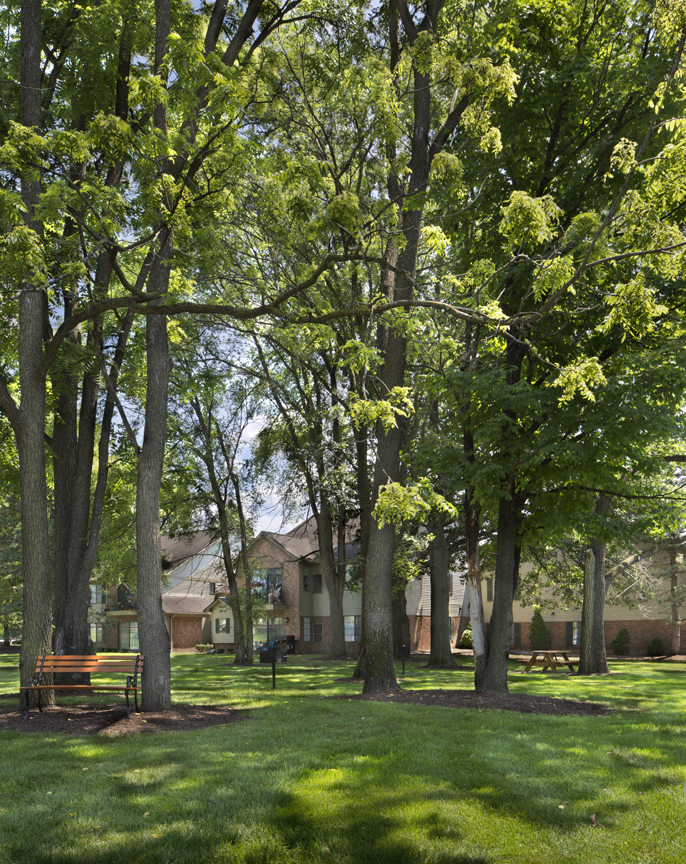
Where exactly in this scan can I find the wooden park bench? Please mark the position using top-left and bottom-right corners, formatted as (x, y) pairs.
(20, 654), (143, 720)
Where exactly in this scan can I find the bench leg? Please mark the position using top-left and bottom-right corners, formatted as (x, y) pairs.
(23, 690), (29, 720)
(38, 689), (43, 713)
(134, 689), (139, 714)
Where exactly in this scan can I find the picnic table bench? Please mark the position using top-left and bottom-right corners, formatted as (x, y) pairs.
(523, 651), (578, 673)
(20, 654), (143, 720)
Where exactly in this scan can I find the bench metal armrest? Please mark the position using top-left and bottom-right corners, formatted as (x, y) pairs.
(126, 654), (142, 689)
(27, 654), (48, 688)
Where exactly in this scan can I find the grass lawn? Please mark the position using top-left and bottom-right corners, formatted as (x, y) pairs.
(1, 652), (685, 863)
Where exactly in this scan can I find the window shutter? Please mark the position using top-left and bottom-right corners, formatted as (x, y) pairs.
(566, 621), (573, 647)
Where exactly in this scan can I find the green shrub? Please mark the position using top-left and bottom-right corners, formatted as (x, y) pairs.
(529, 609), (552, 650)
(459, 628), (473, 649)
(646, 636), (665, 656)
(610, 628), (631, 655)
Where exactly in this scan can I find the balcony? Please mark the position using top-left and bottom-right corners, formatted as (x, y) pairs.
(106, 601), (137, 612)
(253, 582), (285, 610)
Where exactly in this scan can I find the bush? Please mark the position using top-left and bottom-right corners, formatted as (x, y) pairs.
(459, 628), (473, 649)
(646, 637), (665, 656)
(529, 609), (552, 650)
(610, 628), (631, 655)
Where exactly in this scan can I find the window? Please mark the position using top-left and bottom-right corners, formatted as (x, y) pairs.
(313, 573), (323, 594)
(448, 574), (454, 597)
(486, 578), (493, 602)
(513, 622), (521, 648)
(344, 616), (362, 642)
(566, 621), (580, 647)
(118, 621), (139, 651)
(303, 566), (310, 591)
(90, 585), (106, 605)
(253, 568), (283, 603)
(215, 618), (230, 634)
(303, 616), (311, 641)
(313, 623), (323, 643)
(209, 582), (216, 595)
(253, 618), (284, 648)
(90, 623), (104, 644)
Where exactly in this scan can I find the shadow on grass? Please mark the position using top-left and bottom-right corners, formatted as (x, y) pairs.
(4, 660), (686, 863)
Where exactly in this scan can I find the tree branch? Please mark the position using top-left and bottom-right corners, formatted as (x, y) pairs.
(0, 373), (20, 433)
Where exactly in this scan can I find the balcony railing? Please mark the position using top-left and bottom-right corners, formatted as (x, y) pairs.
(254, 584), (283, 605)
(106, 601), (137, 611)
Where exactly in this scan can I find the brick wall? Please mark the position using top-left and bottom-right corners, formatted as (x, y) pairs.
(515, 618), (682, 655)
(240, 537), (301, 642)
(604, 618), (677, 655)
(300, 615), (329, 653)
(408, 615), (431, 652)
(104, 615), (136, 651)
(281, 559), (300, 641)
(171, 616), (206, 650)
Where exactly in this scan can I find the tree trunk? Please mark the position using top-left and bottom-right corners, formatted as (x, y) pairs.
(137, 0), (173, 711)
(428, 515), (456, 668)
(363, 515), (399, 693)
(195, 415), (247, 666)
(137, 287), (172, 710)
(52, 14), (134, 664)
(578, 548), (596, 673)
(54, 354), (100, 682)
(317, 503), (346, 657)
(362, 0), (439, 695)
(233, 478), (254, 665)
(465, 483), (487, 689)
(579, 493), (611, 674)
(392, 572), (411, 656)
(51, 359), (78, 643)
(352, 426), (371, 678)
(15, 0), (53, 698)
(671, 547), (680, 655)
(220, 539), (245, 666)
(482, 490), (519, 693)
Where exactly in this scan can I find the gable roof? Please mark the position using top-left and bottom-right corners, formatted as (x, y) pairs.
(161, 595), (213, 615)
(161, 532), (216, 569)
(257, 516), (360, 562)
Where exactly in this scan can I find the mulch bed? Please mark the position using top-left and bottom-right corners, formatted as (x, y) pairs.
(344, 689), (611, 717)
(0, 702), (246, 735)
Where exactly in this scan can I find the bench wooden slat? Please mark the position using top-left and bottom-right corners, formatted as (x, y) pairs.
(25, 685), (139, 690)
(34, 660), (143, 674)
(21, 653), (143, 720)
(36, 663), (140, 671)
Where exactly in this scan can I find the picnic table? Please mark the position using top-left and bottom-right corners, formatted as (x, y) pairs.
(523, 651), (578, 673)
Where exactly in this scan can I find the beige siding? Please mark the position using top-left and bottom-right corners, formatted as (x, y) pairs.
(342, 589), (362, 616)
(210, 604), (235, 643)
(405, 572), (467, 618)
(311, 574), (330, 616)
(405, 577), (423, 615)
(165, 556), (224, 599)
(300, 563), (314, 616)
